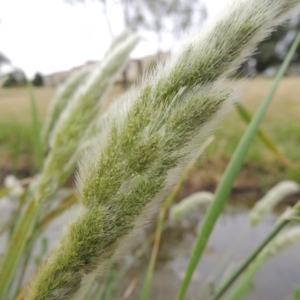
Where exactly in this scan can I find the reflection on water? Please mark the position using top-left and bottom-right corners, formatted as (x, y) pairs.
(1, 196), (299, 300)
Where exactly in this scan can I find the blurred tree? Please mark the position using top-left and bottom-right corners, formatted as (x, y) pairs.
(1, 21), (25, 83)
(121, 0), (207, 53)
(2, 74), (18, 87)
(32, 72), (44, 87)
(0, 52), (10, 65)
(254, 26), (287, 72)
(2, 70), (25, 87)
(0, 52), (12, 77)
(277, 16), (300, 68)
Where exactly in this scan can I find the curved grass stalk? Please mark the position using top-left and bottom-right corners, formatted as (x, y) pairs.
(177, 12), (300, 300)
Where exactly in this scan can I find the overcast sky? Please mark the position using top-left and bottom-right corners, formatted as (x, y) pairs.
(0, 0), (228, 78)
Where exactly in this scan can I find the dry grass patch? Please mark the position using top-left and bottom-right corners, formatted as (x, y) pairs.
(0, 77), (299, 189)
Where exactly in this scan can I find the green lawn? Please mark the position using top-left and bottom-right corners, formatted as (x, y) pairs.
(0, 77), (299, 191)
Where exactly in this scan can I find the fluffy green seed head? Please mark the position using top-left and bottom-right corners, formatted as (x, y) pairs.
(41, 69), (89, 147)
(27, 207), (109, 300)
(78, 86), (228, 208)
(163, 0), (300, 85)
(170, 191), (214, 221)
(249, 181), (300, 226)
(27, 1), (300, 299)
(109, 29), (131, 51)
(35, 34), (140, 201)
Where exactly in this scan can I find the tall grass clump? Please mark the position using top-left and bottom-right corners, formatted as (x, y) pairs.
(36, 34), (140, 202)
(22, 1), (300, 299)
(0, 32), (139, 299)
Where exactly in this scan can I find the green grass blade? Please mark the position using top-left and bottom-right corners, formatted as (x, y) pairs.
(235, 101), (295, 169)
(0, 200), (38, 298)
(177, 30), (300, 300)
(294, 286), (300, 300)
(27, 80), (43, 171)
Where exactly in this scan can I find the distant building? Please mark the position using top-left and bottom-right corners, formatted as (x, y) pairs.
(43, 53), (169, 87)
(43, 69), (75, 87)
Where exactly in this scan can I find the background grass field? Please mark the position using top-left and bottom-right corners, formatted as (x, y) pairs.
(0, 77), (299, 193)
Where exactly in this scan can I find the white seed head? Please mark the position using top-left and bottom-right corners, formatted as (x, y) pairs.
(170, 192), (214, 221)
(4, 175), (24, 199)
(262, 226), (300, 259)
(4, 175), (19, 189)
(249, 181), (300, 226)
